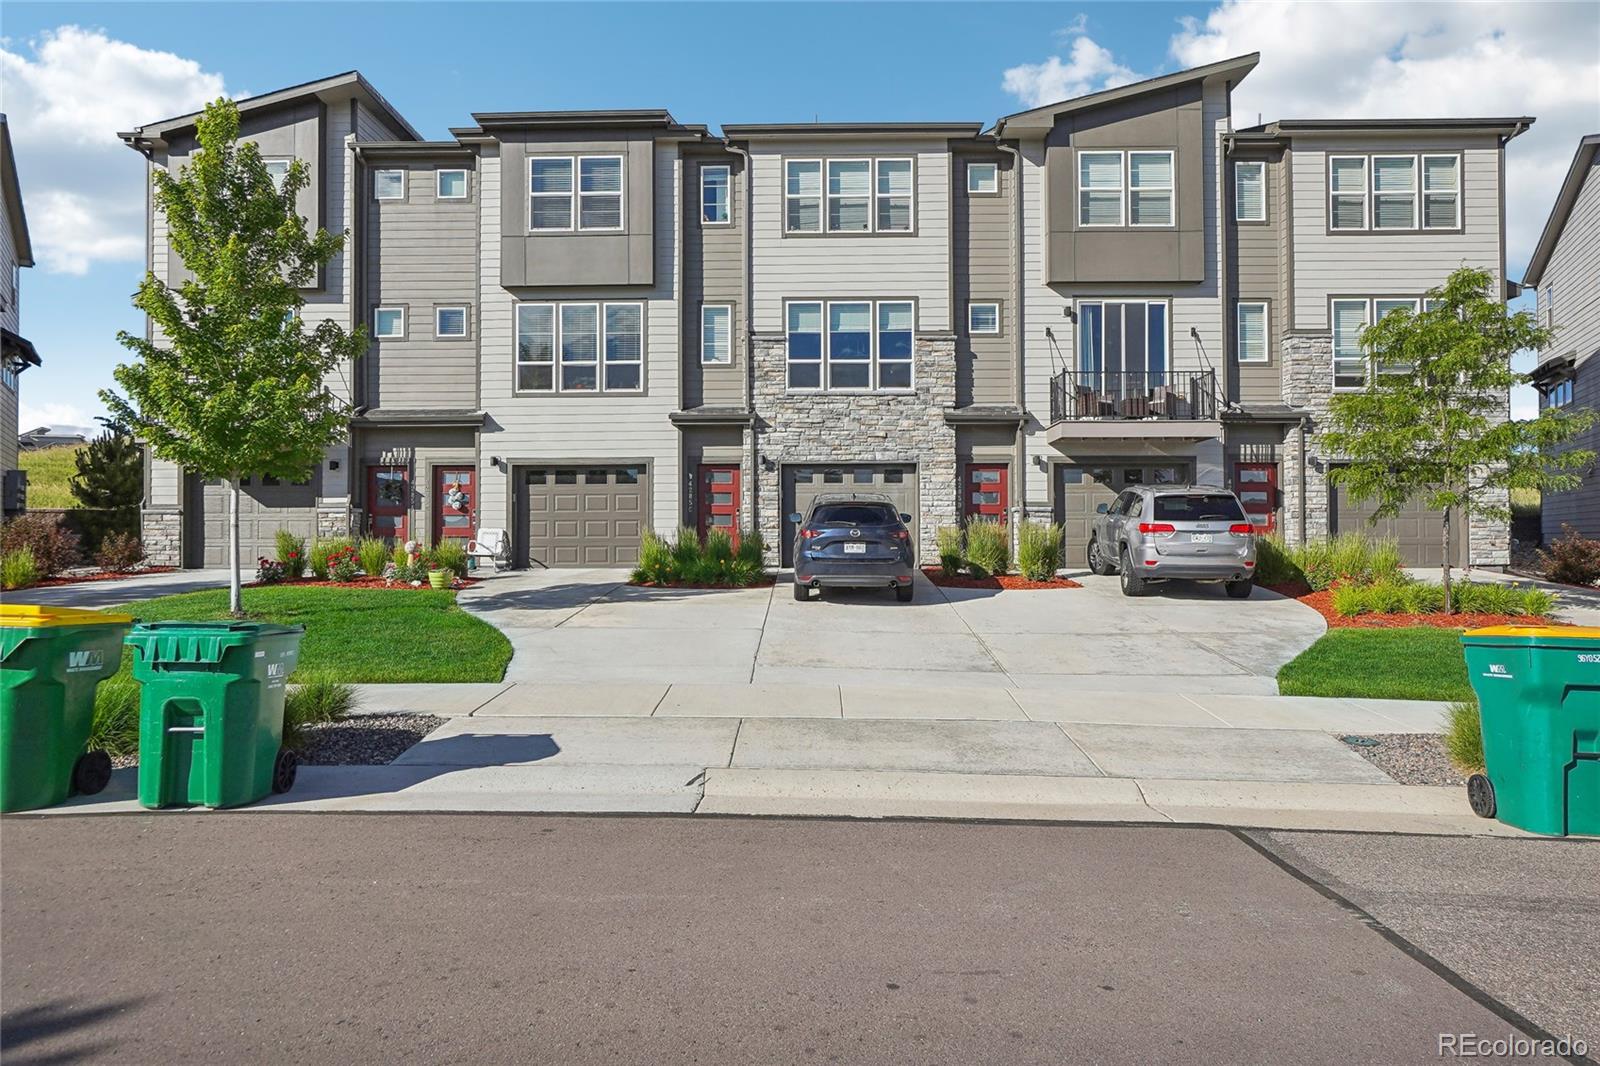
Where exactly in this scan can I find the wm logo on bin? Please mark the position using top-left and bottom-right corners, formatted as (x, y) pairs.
(66, 650), (104, 673)
(266, 662), (285, 679)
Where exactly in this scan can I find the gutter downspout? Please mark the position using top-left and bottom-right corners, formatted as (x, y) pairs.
(1297, 413), (1309, 545)
(727, 139), (757, 538)
(1218, 80), (1234, 430)
(998, 140), (1026, 520)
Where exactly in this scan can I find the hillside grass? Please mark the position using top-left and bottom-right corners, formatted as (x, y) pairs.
(17, 445), (83, 509)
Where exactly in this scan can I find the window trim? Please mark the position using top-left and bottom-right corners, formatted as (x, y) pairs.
(528, 155), (576, 232)
(578, 154), (626, 232)
(700, 164), (731, 226)
(1233, 160), (1266, 223)
(373, 168), (406, 202)
(784, 158), (823, 234)
(373, 306), (406, 339)
(602, 301), (644, 393)
(1236, 301), (1269, 364)
(1420, 153), (1462, 230)
(1327, 153), (1464, 233)
(701, 303), (733, 365)
(825, 158), (873, 234)
(1328, 155), (1368, 231)
(514, 301), (556, 393)
(968, 302), (1001, 336)
(263, 158), (293, 194)
(513, 300), (646, 395)
(1073, 298), (1172, 384)
(1078, 149), (1125, 228)
(785, 156), (917, 235)
(435, 305), (468, 339)
(1370, 154), (1418, 231)
(966, 161), (999, 195)
(436, 168), (469, 201)
(1330, 296), (1429, 389)
(873, 157), (915, 233)
(783, 298), (917, 394)
(1127, 150), (1176, 228)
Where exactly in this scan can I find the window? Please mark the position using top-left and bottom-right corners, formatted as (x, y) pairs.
(785, 160), (822, 232)
(374, 169), (405, 201)
(1128, 151), (1174, 226)
(1234, 161), (1265, 222)
(1331, 297), (1424, 388)
(1078, 151), (1123, 226)
(516, 304), (555, 391)
(579, 156), (624, 230)
(559, 304), (599, 391)
(1372, 156), (1416, 229)
(437, 169), (468, 200)
(529, 157), (573, 230)
(436, 307), (467, 338)
(1372, 298), (1419, 374)
(1422, 155), (1460, 229)
(786, 299), (914, 392)
(1076, 300), (1168, 388)
(373, 307), (405, 338)
(264, 159), (292, 193)
(827, 160), (871, 232)
(701, 305), (732, 365)
(875, 159), (913, 231)
(604, 304), (643, 391)
(1545, 377), (1574, 409)
(701, 165), (730, 224)
(967, 162), (998, 194)
(528, 155), (623, 231)
(1329, 156), (1367, 229)
(1237, 302), (1267, 363)
(1544, 284), (1555, 329)
(516, 301), (644, 393)
(968, 302), (1000, 335)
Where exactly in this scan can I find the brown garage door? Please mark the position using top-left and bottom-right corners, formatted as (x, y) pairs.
(1330, 484), (1467, 567)
(521, 465), (647, 568)
(186, 475), (318, 569)
(781, 464), (918, 566)
(1053, 462), (1190, 563)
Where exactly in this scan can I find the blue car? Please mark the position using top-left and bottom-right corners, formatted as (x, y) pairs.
(789, 494), (916, 603)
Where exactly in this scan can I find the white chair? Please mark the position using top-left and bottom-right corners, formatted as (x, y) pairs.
(467, 528), (512, 572)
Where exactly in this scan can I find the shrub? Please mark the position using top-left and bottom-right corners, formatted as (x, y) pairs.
(633, 528), (675, 585)
(1016, 520), (1063, 581)
(1365, 576), (1411, 615)
(935, 526), (964, 577)
(1453, 581), (1518, 616)
(671, 525), (702, 577)
(1, 512), (82, 577)
(327, 545), (361, 582)
(629, 527), (764, 587)
(275, 529), (308, 578)
(309, 537), (352, 580)
(734, 531), (766, 571)
(1, 547), (41, 591)
(95, 531), (146, 573)
(963, 520), (1010, 578)
(1401, 581), (1446, 615)
(1540, 524), (1600, 587)
(89, 670), (141, 757)
(1330, 583), (1368, 617)
(256, 556), (287, 584)
(282, 679), (355, 751)
(385, 558), (429, 585)
(1519, 587), (1558, 618)
(429, 540), (469, 578)
(357, 537), (389, 579)
(1293, 533), (1401, 591)
(393, 543), (411, 568)
(1442, 701), (1485, 773)
(1253, 535), (1303, 586)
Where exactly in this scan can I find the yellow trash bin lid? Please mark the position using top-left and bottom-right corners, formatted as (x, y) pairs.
(0, 604), (134, 628)
(1461, 624), (1600, 643)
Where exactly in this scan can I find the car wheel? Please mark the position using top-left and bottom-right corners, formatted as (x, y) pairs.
(1119, 548), (1147, 597)
(894, 584), (914, 603)
(1225, 579), (1254, 599)
(1087, 536), (1110, 576)
(793, 579), (810, 602)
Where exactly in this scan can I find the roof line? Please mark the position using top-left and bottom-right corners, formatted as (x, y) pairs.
(0, 116), (32, 267)
(992, 52), (1260, 134)
(1523, 134), (1600, 288)
(121, 70), (421, 143)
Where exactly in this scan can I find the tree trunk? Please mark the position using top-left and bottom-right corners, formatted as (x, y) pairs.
(228, 475), (243, 617)
(1441, 508), (1453, 614)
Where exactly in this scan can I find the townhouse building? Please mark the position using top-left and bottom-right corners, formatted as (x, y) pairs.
(122, 55), (1531, 572)
(2, 115), (41, 517)
(1524, 134), (1600, 542)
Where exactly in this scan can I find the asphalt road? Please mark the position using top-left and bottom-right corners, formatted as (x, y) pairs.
(2, 815), (1590, 1065)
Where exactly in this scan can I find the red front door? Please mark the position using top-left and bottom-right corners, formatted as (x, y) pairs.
(368, 465), (410, 542)
(964, 463), (1008, 523)
(1234, 462), (1279, 533)
(434, 466), (476, 544)
(698, 464), (740, 546)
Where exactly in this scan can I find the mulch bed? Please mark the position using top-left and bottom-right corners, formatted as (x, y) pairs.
(259, 576), (481, 591)
(922, 567), (1082, 590)
(1336, 732), (1468, 788)
(628, 576), (777, 589)
(31, 566), (179, 588)
(1264, 581), (1557, 630)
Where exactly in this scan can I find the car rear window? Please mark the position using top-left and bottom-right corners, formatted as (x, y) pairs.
(1152, 494), (1246, 522)
(810, 503), (901, 527)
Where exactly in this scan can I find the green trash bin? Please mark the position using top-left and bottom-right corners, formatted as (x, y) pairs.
(1, 604), (133, 813)
(125, 621), (305, 809)
(1460, 625), (1600, 837)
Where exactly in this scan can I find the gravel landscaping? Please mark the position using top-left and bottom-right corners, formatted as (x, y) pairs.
(297, 714), (446, 765)
(1336, 732), (1467, 788)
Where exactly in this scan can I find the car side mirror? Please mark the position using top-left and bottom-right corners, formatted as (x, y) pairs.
(899, 513), (912, 523)
(1095, 503), (1109, 514)
(787, 513), (803, 524)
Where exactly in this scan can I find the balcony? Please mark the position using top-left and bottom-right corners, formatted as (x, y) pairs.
(1046, 369), (1222, 444)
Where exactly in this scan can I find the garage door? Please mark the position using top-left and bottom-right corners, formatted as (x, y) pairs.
(521, 466), (647, 568)
(781, 464), (917, 566)
(1053, 462), (1190, 563)
(1330, 484), (1467, 567)
(188, 475), (317, 569)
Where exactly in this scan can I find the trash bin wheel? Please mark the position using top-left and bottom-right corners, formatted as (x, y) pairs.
(1466, 773), (1496, 819)
(71, 751), (114, 796)
(272, 748), (299, 794)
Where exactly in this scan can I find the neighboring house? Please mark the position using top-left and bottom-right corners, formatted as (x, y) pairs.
(1523, 134), (1600, 543)
(2, 114), (41, 517)
(121, 57), (1530, 571)
(17, 427), (86, 450)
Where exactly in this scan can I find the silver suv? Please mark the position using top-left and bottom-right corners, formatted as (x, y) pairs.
(1085, 485), (1258, 598)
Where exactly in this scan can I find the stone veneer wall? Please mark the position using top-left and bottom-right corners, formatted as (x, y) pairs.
(751, 333), (959, 565)
(317, 502), (356, 541)
(1279, 331), (1510, 567)
(141, 508), (182, 567)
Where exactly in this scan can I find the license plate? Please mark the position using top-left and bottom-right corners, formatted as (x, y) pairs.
(843, 543), (867, 554)
(1189, 533), (1212, 543)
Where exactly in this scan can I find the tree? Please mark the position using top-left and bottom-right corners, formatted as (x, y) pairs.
(1323, 267), (1595, 612)
(103, 99), (363, 614)
(69, 416), (145, 552)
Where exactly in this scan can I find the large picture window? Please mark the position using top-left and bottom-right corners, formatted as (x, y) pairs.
(1331, 153), (1461, 231)
(785, 299), (915, 392)
(515, 301), (645, 393)
(1075, 300), (1169, 389)
(528, 155), (623, 232)
(1332, 296), (1429, 389)
(787, 158), (914, 234)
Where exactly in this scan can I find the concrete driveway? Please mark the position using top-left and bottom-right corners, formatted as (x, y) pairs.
(459, 567), (1327, 694)
(3, 568), (233, 608)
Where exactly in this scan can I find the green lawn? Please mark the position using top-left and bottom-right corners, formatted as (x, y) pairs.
(18, 445), (83, 509)
(1277, 627), (1473, 702)
(111, 585), (512, 683)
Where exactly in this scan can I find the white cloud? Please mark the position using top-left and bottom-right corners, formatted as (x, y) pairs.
(1002, 35), (1140, 109)
(17, 399), (103, 438)
(0, 26), (228, 275)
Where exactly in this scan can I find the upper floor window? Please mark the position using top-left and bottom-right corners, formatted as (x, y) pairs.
(1544, 377), (1574, 409)
(1128, 152), (1174, 226)
(1077, 151), (1176, 228)
(436, 306), (467, 338)
(1544, 283), (1555, 329)
(968, 302), (1000, 335)
(373, 307), (405, 339)
(785, 299), (914, 391)
(1078, 152), (1124, 226)
(967, 162), (999, 195)
(1331, 154), (1460, 231)
(1076, 300), (1168, 386)
(1234, 161), (1265, 222)
(1237, 302), (1268, 363)
(374, 169), (405, 201)
(1332, 296), (1429, 388)
(264, 158), (292, 193)
(528, 155), (624, 232)
(436, 169), (468, 200)
(785, 158), (914, 234)
(1422, 155), (1460, 228)
(702, 305), (732, 364)
(701, 165), (730, 225)
(514, 301), (643, 393)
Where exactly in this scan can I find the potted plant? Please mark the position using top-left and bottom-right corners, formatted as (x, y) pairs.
(427, 567), (450, 589)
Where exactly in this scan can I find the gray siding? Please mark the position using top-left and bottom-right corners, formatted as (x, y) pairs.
(0, 190), (17, 477)
(1231, 151), (1285, 406)
(682, 149), (746, 409)
(363, 156), (479, 409)
(1539, 157), (1600, 540)
(954, 151), (1014, 406)
(356, 426), (477, 542)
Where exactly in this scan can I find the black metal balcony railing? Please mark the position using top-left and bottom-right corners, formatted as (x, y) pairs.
(1048, 369), (1219, 423)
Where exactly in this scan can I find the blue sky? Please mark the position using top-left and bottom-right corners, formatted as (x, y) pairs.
(4, 1), (1593, 431)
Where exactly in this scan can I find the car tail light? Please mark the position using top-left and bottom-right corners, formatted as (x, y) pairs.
(1244, 560), (1256, 568)
(1137, 522), (1176, 536)
(1228, 523), (1255, 536)
(892, 529), (909, 541)
(800, 528), (819, 539)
